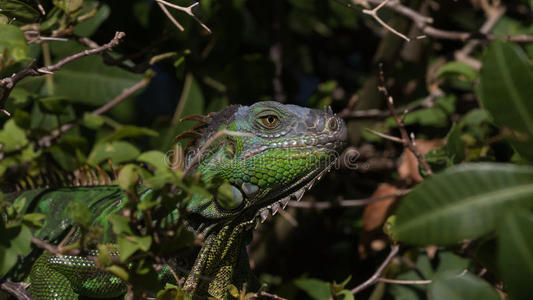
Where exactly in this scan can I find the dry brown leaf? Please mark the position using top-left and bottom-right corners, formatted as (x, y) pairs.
(397, 139), (443, 183)
(362, 183), (400, 231)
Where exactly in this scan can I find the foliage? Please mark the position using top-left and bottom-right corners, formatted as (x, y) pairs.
(1, 0), (533, 299)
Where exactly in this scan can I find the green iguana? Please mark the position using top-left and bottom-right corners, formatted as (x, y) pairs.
(1, 101), (347, 299)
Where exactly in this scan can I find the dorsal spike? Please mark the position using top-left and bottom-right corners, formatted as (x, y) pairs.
(95, 165), (112, 185)
(108, 160), (118, 180)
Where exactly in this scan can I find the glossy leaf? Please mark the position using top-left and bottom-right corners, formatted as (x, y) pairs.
(50, 43), (144, 108)
(67, 201), (92, 228)
(118, 164), (140, 192)
(137, 151), (169, 172)
(83, 113), (105, 129)
(437, 61), (478, 81)
(0, 225), (32, 277)
(117, 235), (152, 262)
(88, 141), (140, 165)
(104, 125), (158, 142)
(429, 272), (499, 300)
(0, 119), (28, 152)
(294, 278), (331, 300)
(0, 0), (39, 25)
(498, 209), (533, 300)
(0, 23), (28, 62)
(395, 163), (533, 245)
(478, 42), (533, 138)
(73, 2), (111, 36)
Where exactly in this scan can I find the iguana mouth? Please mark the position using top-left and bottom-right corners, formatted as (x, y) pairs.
(248, 158), (339, 229)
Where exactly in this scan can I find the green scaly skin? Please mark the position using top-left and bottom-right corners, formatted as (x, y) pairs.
(3, 101), (347, 299)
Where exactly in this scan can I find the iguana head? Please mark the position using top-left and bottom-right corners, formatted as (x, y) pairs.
(186, 101), (347, 227)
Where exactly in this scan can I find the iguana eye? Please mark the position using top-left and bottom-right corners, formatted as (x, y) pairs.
(259, 115), (280, 128)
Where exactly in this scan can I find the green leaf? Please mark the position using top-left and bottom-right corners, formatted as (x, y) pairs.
(137, 151), (169, 172)
(83, 113), (105, 129)
(336, 290), (354, 300)
(395, 163), (533, 245)
(67, 201), (92, 228)
(118, 164), (139, 192)
(478, 42), (533, 138)
(154, 73), (204, 151)
(227, 284), (239, 298)
(21, 213), (46, 228)
(53, 0), (83, 13)
(73, 2), (111, 37)
(38, 96), (70, 114)
(437, 61), (478, 81)
(97, 244), (112, 267)
(0, 23), (28, 62)
(50, 42), (144, 109)
(331, 275), (352, 293)
(294, 278), (331, 300)
(498, 209), (533, 300)
(0, 119), (28, 152)
(88, 141), (140, 165)
(117, 235), (151, 262)
(105, 265), (129, 281)
(403, 96), (455, 127)
(109, 215), (133, 235)
(428, 272), (499, 300)
(0, 0), (40, 25)
(0, 225), (32, 276)
(104, 125), (158, 142)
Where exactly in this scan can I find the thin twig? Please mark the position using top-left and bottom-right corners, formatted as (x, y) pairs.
(342, 0), (533, 43)
(31, 236), (80, 256)
(339, 90), (442, 120)
(156, 0), (212, 34)
(351, 245), (400, 294)
(377, 278), (432, 285)
(288, 190), (409, 209)
(37, 32), (125, 74)
(455, 2), (505, 70)
(0, 281), (31, 300)
(37, 76), (151, 147)
(157, 1), (185, 31)
(365, 128), (404, 143)
(0, 32), (126, 115)
(248, 291), (288, 300)
(362, 0), (410, 42)
(378, 64), (433, 176)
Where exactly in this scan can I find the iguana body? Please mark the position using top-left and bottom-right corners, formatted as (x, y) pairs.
(3, 101), (347, 299)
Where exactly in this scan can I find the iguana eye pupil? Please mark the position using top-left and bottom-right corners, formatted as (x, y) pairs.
(260, 115), (279, 127)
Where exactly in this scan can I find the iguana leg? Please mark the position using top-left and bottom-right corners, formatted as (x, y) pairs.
(29, 252), (126, 299)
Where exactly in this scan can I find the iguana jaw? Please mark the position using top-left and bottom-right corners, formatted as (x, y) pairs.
(251, 158), (337, 225)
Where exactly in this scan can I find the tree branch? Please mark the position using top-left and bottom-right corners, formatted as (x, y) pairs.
(37, 76), (151, 147)
(0, 32), (126, 116)
(343, 0), (533, 43)
(339, 89), (442, 120)
(156, 0), (212, 34)
(377, 64), (433, 176)
(0, 281), (31, 300)
(351, 245), (400, 294)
